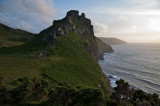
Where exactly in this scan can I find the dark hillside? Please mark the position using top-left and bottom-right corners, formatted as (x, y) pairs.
(0, 23), (35, 47)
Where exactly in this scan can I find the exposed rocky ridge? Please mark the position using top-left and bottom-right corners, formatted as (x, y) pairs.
(40, 10), (113, 60)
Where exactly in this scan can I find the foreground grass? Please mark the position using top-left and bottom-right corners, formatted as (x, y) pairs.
(0, 32), (110, 104)
(0, 35), (47, 88)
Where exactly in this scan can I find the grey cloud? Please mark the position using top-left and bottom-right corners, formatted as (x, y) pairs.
(126, 0), (160, 9)
(0, 0), (56, 33)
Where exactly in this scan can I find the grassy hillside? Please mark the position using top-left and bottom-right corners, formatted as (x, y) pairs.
(0, 31), (111, 92)
(0, 10), (112, 105)
(0, 10), (159, 105)
(0, 23), (35, 47)
(0, 32), (111, 105)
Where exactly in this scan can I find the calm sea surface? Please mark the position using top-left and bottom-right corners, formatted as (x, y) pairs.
(98, 44), (160, 95)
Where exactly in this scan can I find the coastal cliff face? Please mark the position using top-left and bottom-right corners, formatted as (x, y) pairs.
(40, 10), (113, 60)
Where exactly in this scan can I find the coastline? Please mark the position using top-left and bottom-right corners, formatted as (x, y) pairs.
(106, 73), (139, 90)
(99, 44), (160, 95)
(98, 53), (151, 93)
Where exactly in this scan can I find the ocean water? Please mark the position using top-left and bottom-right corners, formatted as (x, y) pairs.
(98, 44), (160, 95)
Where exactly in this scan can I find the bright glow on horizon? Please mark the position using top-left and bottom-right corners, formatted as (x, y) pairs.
(90, 1), (160, 43)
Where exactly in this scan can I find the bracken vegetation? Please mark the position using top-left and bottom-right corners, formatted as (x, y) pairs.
(110, 79), (160, 106)
(0, 76), (159, 105)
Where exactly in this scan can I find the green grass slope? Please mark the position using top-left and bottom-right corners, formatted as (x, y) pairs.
(0, 23), (35, 47)
(0, 32), (110, 91)
(0, 32), (111, 105)
(0, 10), (112, 105)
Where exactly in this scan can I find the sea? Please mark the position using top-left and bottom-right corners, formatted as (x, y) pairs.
(98, 44), (160, 95)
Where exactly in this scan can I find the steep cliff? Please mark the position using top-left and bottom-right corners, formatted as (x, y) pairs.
(40, 10), (113, 60)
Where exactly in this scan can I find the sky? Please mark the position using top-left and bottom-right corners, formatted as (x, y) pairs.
(0, 0), (160, 43)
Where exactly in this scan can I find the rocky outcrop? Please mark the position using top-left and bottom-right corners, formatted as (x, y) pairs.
(40, 10), (113, 60)
(40, 10), (93, 41)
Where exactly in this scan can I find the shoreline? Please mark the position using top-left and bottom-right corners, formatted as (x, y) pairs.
(106, 74), (139, 90)
(99, 51), (146, 93)
(99, 43), (160, 95)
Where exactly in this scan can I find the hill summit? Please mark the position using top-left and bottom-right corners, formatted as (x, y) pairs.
(40, 10), (113, 60)
(41, 10), (93, 37)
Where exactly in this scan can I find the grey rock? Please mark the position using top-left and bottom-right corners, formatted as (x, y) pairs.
(81, 13), (85, 18)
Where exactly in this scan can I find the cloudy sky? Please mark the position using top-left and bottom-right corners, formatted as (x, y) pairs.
(0, 0), (160, 43)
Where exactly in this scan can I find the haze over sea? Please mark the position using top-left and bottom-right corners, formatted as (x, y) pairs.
(99, 44), (160, 95)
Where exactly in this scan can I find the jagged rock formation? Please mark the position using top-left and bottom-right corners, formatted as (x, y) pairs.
(40, 10), (113, 60)
(40, 10), (93, 42)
